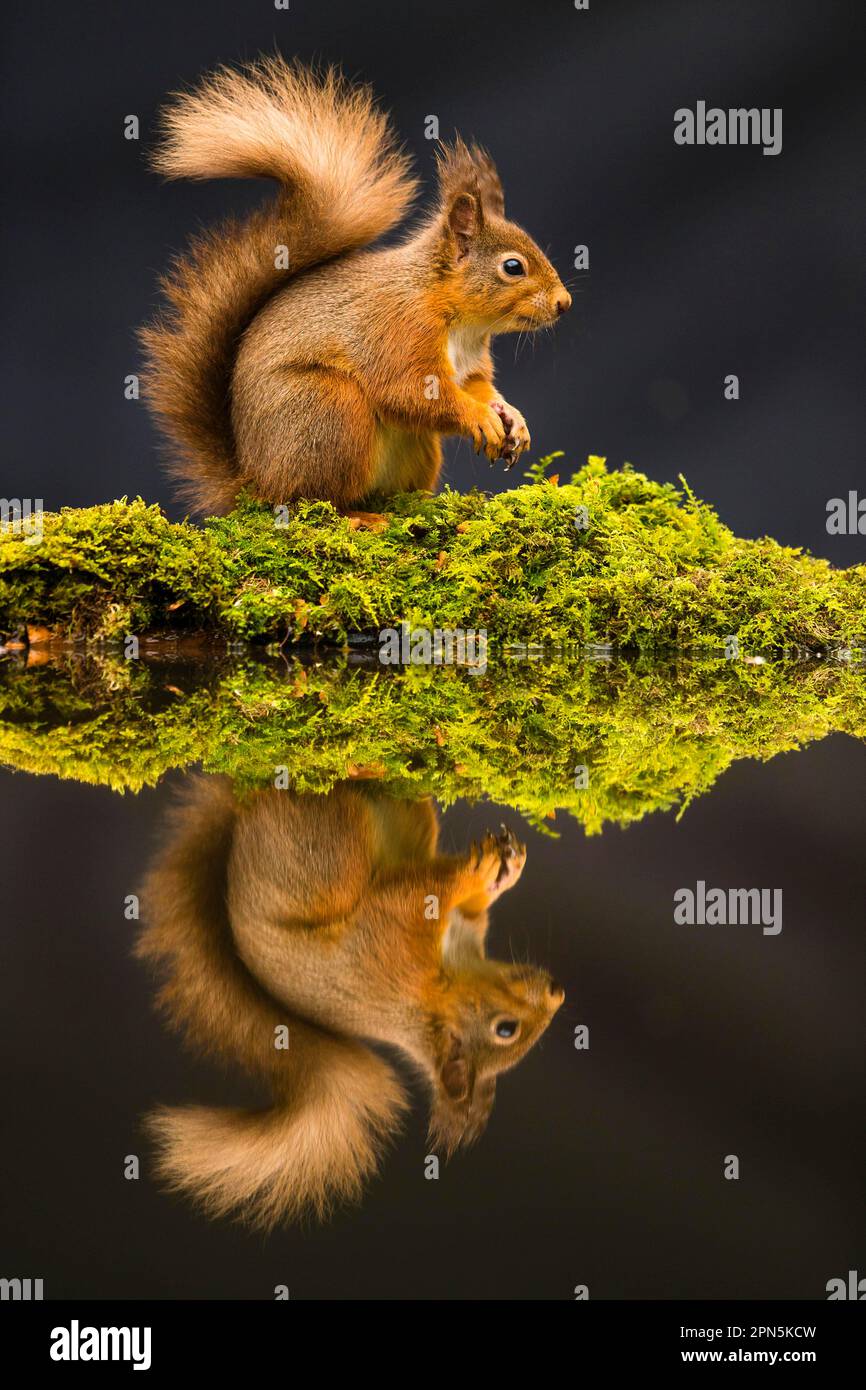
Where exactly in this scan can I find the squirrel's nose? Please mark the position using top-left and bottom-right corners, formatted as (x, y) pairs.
(554, 291), (571, 316)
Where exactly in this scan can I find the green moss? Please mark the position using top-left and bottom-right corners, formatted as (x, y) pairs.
(2, 458), (864, 651)
(1, 649), (862, 833)
(3, 459), (863, 829)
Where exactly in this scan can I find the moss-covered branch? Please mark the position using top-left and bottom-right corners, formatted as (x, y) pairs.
(1, 649), (863, 831)
(2, 458), (864, 651)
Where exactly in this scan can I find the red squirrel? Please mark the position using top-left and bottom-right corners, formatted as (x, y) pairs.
(141, 57), (571, 515)
(137, 778), (563, 1228)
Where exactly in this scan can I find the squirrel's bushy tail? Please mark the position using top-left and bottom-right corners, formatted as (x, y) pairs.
(137, 777), (407, 1229)
(140, 57), (417, 513)
(144, 1052), (404, 1230)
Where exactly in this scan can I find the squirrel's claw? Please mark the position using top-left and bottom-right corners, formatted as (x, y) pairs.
(466, 826), (527, 896)
(498, 823), (522, 856)
(491, 399), (530, 470)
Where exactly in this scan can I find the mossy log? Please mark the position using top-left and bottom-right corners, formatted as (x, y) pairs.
(1, 649), (863, 831)
(1, 458), (864, 652)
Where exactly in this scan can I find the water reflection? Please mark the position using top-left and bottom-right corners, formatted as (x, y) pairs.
(137, 777), (562, 1228)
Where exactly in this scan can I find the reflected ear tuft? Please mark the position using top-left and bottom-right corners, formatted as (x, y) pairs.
(428, 1074), (496, 1158)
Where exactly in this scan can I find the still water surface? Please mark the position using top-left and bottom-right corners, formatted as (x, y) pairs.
(0, 652), (863, 1299)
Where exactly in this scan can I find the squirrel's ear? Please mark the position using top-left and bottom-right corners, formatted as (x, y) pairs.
(446, 192), (481, 260)
(429, 1043), (495, 1157)
(436, 138), (485, 258)
(439, 1032), (473, 1101)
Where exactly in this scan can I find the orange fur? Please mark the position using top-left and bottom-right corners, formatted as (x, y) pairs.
(136, 779), (563, 1227)
(136, 779), (407, 1228)
(140, 57), (570, 514)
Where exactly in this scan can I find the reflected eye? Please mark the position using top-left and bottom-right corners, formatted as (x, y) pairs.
(501, 257), (525, 277)
(494, 1018), (520, 1039)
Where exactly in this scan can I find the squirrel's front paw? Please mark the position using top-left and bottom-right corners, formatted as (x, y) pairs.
(469, 825), (527, 898)
(468, 404), (508, 462)
(491, 401), (531, 470)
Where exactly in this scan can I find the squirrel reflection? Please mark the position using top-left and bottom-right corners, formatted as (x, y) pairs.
(137, 779), (563, 1228)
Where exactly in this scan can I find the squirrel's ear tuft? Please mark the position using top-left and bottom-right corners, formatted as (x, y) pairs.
(469, 143), (505, 218)
(435, 137), (477, 200)
(436, 137), (505, 219)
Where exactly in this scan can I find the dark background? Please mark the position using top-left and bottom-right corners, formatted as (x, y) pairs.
(1, 0), (864, 1302)
(1, 0), (864, 560)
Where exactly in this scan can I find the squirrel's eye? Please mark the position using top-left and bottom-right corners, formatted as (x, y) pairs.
(501, 257), (525, 277)
(494, 1018), (519, 1039)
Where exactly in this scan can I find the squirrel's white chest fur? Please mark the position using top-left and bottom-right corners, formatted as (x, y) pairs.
(446, 327), (487, 385)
